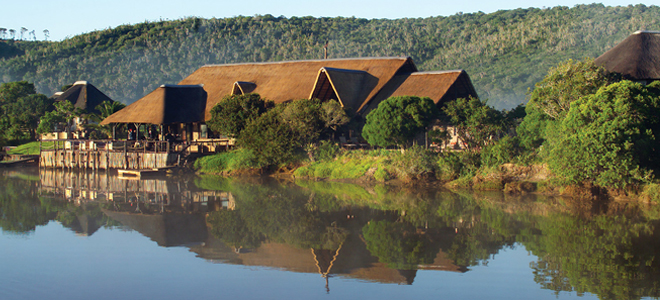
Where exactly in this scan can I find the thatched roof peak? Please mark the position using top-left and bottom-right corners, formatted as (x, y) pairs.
(55, 81), (113, 114)
(595, 30), (660, 80)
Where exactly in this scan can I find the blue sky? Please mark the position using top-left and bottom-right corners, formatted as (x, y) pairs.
(1, 0), (658, 41)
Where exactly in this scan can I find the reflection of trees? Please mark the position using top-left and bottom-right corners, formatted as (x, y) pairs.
(362, 220), (438, 270)
(0, 171), (123, 234)
(204, 179), (349, 251)
(200, 176), (660, 298)
(207, 210), (264, 249)
(0, 175), (59, 233)
(523, 214), (660, 300)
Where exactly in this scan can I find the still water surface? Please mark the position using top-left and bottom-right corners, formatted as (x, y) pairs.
(1, 168), (659, 300)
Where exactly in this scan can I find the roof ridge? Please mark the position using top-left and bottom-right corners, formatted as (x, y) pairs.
(160, 84), (204, 88)
(200, 56), (411, 68)
(408, 70), (465, 75)
(634, 30), (660, 35)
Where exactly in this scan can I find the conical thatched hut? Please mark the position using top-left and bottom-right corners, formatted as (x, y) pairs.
(595, 30), (660, 82)
(55, 81), (114, 114)
(42, 81), (116, 140)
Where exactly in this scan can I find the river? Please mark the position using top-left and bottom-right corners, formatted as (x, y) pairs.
(1, 167), (659, 300)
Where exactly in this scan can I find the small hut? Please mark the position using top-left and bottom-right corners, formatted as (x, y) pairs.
(595, 30), (660, 83)
(54, 80), (114, 114)
(43, 81), (115, 140)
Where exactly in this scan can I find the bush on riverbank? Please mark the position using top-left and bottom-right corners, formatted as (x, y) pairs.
(293, 146), (439, 182)
(194, 148), (260, 174)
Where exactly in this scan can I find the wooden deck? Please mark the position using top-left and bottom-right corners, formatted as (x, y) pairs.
(39, 139), (234, 171)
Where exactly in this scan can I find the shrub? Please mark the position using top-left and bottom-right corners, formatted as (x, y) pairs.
(481, 136), (521, 167)
(194, 148), (259, 173)
(437, 151), (481, 181)
(640, 183), (660, 203)
(208, 93), (272, 137)
(310, 140), (341, 162)
(390, 145), (436, 180)
(373, 167), (392, 182)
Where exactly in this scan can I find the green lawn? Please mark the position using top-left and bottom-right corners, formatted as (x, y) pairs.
(6, 141), (51, 155)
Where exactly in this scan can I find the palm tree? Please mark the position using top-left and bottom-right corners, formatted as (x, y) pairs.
(87, 101), (126, 139)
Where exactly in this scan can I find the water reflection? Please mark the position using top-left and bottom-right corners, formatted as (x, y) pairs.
(3, 168), (660, 299)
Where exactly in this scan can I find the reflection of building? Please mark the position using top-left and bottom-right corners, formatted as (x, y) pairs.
(190, 226), (466, 286)
(39, 168), (230, 214)
(102, 210), (208, 247)
(37, 169), (468, 286)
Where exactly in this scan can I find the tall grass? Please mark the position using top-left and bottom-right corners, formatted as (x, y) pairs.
(194, 148), (259, 174)
(295, 146), (439, 182)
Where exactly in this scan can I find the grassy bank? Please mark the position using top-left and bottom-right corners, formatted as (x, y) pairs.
(194, 145), (660, 204)
(6, 141), (50, 155)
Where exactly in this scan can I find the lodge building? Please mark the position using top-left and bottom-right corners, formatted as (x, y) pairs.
(101, 56), (478, 148)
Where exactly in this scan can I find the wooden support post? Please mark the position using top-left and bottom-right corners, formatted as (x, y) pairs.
(124, 141), (127, 169)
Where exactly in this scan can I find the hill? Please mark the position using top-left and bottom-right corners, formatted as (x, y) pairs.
(0, 3), (658, 109)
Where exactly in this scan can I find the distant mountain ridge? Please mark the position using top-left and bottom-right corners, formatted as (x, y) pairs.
(0, 3), (658, 109)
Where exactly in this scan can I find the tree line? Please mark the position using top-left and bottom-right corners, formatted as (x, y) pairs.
(0, 4), (658, 109)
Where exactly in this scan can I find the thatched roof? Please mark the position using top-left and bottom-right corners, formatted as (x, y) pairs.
(178, 57), (417, 120)
(55, 81), (113, 114)
(102, 210), (208, 247)
(309, 67), (372, 112)
(232, 81), (257, 95)
(100, 85), (206, 125)
(105, 57), (478, 124)
(595, 30), (660, 80)
(361, 70), (478, 114)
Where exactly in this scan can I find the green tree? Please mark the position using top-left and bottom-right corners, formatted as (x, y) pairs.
(208, 93), (273, 137)
(238, 108), (298, 168)
(37, 100), (85, 135)
(0, 81), (36, 103)
(87, 100), (126, 138)
(441, 96), (504, 151)
(279, 98), (325, 145)
(0, 81), (52, 142)
(362, 96), (437, 148)
(518, 59), (619, 152)
(545, 80), (660, 188)
(320, 99), (350, 137)
(529, 59), (617, 120)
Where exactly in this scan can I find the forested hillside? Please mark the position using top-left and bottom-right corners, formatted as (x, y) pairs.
(0, 3), (658, 109)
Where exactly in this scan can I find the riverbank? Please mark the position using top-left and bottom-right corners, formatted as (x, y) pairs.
(193, 147), (660, 203)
